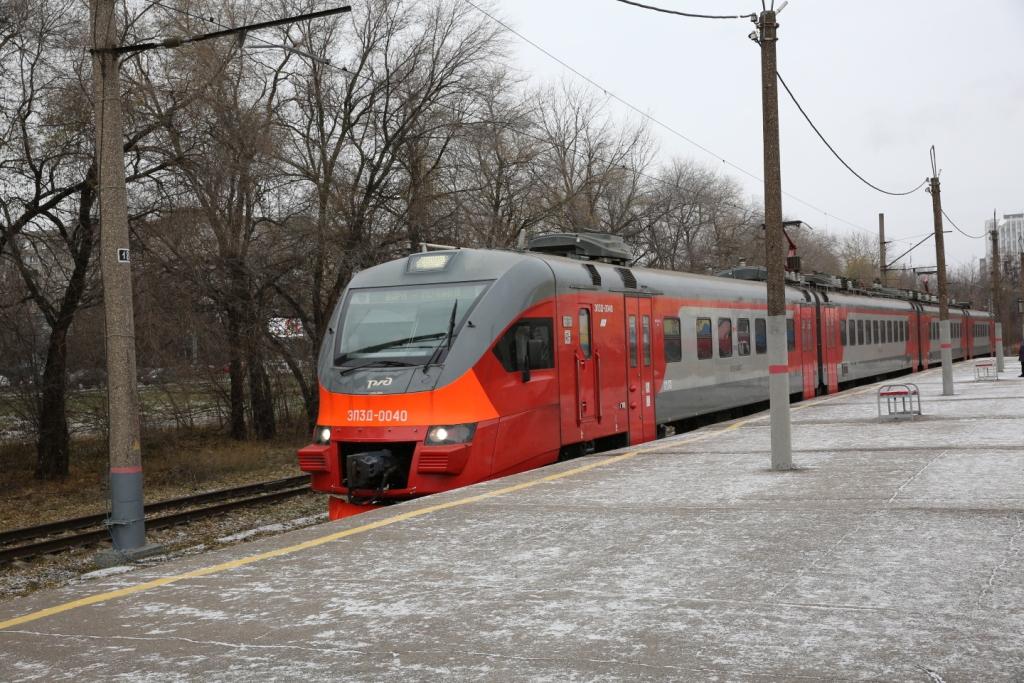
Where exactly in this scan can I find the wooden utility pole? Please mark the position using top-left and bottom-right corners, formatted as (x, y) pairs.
(990, 210), (1004, 370)
(91, 0), (154, 559)
(758, 9), (792, 471)
(878, 213), (886, 287)
(928, 147), (953, 395)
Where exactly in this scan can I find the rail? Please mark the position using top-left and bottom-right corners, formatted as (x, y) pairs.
(0, 475), (310, 564)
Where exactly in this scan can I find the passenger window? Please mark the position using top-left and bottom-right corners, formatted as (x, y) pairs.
(840, 319), (847, 346)
(642, 315), (651, 367)
(492, 318), (554, 371)
(663, 317), (682, 363)
(786, 318), (795, 352)
(886, 320), (893, 343)
(872, 320), (879, 344)
(856, 319), (864, 345)
(718, 318), (733, 358)
(579, 308), (592, 359)
(737, 318), (751, 356)
(628, 315), (638, 368)
(696, 317), (713, 360)
(755, 318), (767, 354)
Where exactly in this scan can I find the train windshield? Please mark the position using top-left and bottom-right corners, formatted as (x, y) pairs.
(334, 281), (490, 368)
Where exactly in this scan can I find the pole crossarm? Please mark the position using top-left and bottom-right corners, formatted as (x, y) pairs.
(886, 233), (935, 270)
(91, 6), (351, 55)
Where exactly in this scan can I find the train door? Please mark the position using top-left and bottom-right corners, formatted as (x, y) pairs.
(821, 304), (840, 394)
(911, 305), (922, 372)
(963, 312), (972, 359)
(558, 297), (626, 447)
(799, 304), (816, 399)
(624, 296), (656, 445)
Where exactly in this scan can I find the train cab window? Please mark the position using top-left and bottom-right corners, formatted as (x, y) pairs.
(856, 319), (864, 345)
(718, 318), (733, 358)
(755, 318), (767, 354)
(492, 318), (554, 372)
(696, 317), (713, 360)
(737, 318), (751, 356)
(786, 318), (795, 352)
(642, 315), (652, 367)
(579, 308), (592, 359)
(840, 319), (847, 346)
(664, 317), (682, 363)
(628, 315), (638, 367)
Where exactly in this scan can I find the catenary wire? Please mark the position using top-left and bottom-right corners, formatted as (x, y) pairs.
(776, 72), (927, 197)
(459, 0), (888, 239)
(941, 208), (986, 239)
(611, 0), (755, 20)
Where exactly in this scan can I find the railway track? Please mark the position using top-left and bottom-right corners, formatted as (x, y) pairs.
(0, 475), (311, 565)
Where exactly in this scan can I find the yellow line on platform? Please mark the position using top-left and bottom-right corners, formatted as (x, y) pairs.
(0, 420), (750, 631)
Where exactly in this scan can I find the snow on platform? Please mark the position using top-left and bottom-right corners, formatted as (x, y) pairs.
(1, 361), (1023, 681)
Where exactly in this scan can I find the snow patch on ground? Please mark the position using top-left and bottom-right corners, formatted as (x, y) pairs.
(78, 565), (136, 580)
(215, 513), (327, 544)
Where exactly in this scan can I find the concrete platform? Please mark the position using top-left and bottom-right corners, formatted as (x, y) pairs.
(2, 360), (1023, 681)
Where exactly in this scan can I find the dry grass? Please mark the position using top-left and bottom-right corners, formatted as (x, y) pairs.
(0, 425), (309, 532)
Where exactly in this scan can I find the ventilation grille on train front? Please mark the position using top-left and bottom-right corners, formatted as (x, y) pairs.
(615, 267), (637, 289)
(298, 452), (329, 472)
(583, 264), (601, 286)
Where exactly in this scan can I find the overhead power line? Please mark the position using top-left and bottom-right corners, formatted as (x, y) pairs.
(611, 0), (755, 20)
(941, 208), (986, 239)
(94, 6), (351, 55)
(459, 0), (884, 239)
(776, 72), (927, 197)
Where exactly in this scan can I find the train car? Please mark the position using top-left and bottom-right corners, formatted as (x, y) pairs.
(297, 233), (993, 517)
(919, 303), (991, 367)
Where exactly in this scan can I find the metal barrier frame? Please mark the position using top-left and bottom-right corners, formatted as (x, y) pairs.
(877, 383), (922, 420)
(974, 358), (998, 382)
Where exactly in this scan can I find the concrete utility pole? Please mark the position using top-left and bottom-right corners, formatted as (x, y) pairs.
(91, 0), (157, 561)
(990, 210), (1004, 371)
(758, 9), (793, 471)
(928, 147), (953, 396)
(878, 213), (886, 287)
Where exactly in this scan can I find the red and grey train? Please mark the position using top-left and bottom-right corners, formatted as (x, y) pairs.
(297, 233), (992, 518)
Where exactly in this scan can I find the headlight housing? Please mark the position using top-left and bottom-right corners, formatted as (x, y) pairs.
(425, 423), (476, 446)
(313, 425), (332, 445)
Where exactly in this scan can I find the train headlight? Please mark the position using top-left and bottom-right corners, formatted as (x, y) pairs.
(314, 426), (332, 445)
(425, 423), (476, 446)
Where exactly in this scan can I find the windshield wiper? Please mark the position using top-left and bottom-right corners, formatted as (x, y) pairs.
(338, 359), (418, 376)
(335, 332), (448, 365)
(423, 301), (459, 373)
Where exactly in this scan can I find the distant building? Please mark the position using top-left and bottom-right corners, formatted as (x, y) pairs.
(985, 213), (1024, 267)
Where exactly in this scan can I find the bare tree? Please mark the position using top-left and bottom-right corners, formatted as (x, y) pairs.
(441, 69), (553, 248)
(535, 84), (654, 237)
(838, 232), (879, 286)
(269, 0), (504, 426)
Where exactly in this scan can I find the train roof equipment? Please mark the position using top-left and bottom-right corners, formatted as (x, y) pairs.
(526, 232), (632, 266)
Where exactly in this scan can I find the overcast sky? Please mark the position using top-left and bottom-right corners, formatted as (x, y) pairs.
(478, 0), (1024, 268)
